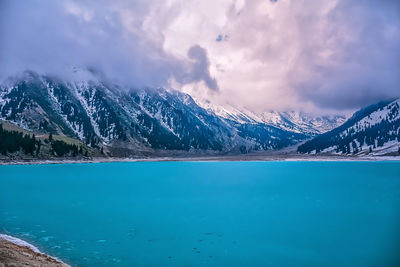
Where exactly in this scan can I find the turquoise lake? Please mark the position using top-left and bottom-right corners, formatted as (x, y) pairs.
(1, 161), (400, 266)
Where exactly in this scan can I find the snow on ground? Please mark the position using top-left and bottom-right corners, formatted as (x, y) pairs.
(0, 234), (41, 253)
(343, 99), (400, 136)
(45, 80), (86, 140)
(193, 97), (347, 135)
(370, 140), (400, 156)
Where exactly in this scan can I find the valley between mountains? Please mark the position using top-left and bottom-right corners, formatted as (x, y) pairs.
(0, 71), (399, 160)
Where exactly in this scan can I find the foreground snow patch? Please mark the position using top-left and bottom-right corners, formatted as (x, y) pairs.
(0, 234), (41, 253)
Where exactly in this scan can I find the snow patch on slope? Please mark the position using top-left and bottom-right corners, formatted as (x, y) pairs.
(194, 98), (347, 135)
(44, 80), (86, 140)
(343, 99), (400, 135)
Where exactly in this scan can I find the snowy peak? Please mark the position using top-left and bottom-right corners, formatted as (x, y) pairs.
(195, 99), (346, 135)
(257, 111), (347, 135)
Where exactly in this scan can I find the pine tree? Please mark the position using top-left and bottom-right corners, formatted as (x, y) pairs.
(90, 137), (96, 148)
(72, 146), (77, 157)
(48, 133), (53, 142)
(36, 140), (41, 156)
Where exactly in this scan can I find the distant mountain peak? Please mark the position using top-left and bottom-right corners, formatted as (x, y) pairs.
(193, 97), (347, 135)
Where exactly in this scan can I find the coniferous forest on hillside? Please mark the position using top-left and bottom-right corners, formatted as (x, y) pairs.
(0, 124), (89, 158)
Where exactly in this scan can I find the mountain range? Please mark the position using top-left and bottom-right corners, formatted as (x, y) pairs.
(0, 70), (398, 159)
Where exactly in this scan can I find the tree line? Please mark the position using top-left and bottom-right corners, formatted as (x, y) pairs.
(0, 124), (89, 157)
(0, 124), (36, 155)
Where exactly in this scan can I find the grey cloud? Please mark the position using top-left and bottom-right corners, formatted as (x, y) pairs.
(217, 0), (400, 112)
(0, 0), (218, 91)
(290, 0), (400, 109)
(184, 45), (219, 91)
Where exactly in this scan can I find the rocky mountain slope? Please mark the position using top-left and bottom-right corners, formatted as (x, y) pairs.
(0, 70), (336, 158)
(298, 99), (400, 156)
(197, 100), (346, 135)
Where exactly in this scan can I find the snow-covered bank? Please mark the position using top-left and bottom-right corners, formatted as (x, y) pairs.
(0, 234), (42, 253)
(0, 234), (70, 266)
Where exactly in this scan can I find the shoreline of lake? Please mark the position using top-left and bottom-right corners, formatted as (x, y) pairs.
(0, 154), (399, 165)
(0, 234), (70, 266)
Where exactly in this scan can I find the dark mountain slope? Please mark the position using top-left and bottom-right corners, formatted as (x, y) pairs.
(298, 99), (400, 155)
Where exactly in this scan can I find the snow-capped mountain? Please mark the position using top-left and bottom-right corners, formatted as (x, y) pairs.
(197, 99), (346, 135)
(0, 71), (322, 156)
(298, 99), (400, 156)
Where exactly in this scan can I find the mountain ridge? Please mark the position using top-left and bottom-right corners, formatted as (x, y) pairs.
(0, 71), (322, 157)
(298, 99), (400, 156)
(2, 70), (397, 159)
(196, 99), (347, 135)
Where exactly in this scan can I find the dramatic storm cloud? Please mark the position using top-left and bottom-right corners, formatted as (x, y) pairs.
(0, 0), (218, 90)
(1, 0), (399, 113)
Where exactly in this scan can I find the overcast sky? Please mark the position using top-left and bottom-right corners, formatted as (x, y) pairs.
(1, 0), (399, 114)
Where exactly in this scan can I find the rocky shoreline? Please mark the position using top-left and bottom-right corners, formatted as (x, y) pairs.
(0, 234), (70, 267)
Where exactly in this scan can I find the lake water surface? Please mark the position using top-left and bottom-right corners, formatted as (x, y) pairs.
(1, 161), (400, 266)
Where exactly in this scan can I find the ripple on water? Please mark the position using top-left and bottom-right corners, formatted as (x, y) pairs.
(40, 236), (54, 242)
